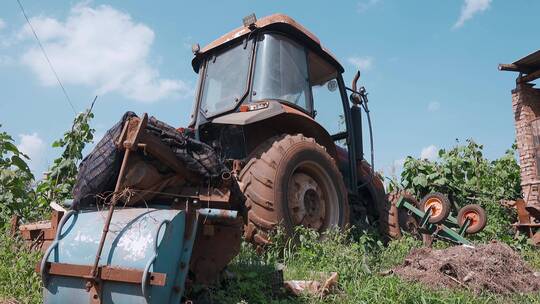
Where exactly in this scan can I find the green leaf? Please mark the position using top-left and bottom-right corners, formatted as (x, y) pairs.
(10, 155), (31, 174)
(412, 175), (428, 187)
(3, 142), (20, 154)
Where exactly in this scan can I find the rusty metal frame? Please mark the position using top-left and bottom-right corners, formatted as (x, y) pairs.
(19, 210), (64, 252)
(77, 113), (234, 303)
(38, 262), (167, 287)
(508, 199), (540, 245)
(88, 115), (149, 287)
(78, 114), (150, 302)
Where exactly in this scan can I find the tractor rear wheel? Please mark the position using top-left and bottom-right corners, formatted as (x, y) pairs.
(385, 190), (433, 245)
(385, 190), (418, 239)
(239, 134), (349, 246)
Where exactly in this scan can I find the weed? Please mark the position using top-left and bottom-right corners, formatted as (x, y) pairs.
(0, 230), (42, 304)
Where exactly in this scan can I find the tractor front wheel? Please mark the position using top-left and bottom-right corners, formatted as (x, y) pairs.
(239, 134), (349, 246)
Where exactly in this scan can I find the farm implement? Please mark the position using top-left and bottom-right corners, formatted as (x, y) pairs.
(395, 192), (487, 246)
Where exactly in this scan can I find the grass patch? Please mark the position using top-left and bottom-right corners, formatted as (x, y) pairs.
(0, 230), (42, 304)
(201, 228), (540, 304)
(4, 225), (540, 304)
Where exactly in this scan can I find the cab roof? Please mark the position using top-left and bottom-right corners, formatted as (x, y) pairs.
(192, 14), (344, 73)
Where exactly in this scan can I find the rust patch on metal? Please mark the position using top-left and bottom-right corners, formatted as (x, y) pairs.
(19, 210), (64, 252)
(196, 14), (342, 73)
(189, 217), (242, 285)
(39, 262), (167, 287)
(200, 14), (321, 54)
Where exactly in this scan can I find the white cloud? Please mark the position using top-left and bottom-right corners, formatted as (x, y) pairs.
(0, 18), (6, 31)
(357, 0), (381, 13)
(427, 101), (441, 112)
(420, 145), (438, 160)
(19, 3), (192, 102)
(348, 56), (374, 71)
(17, 133), (46, 174)
(453, 0), (492, 29)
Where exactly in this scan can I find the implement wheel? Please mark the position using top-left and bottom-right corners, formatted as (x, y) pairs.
(239, 134), (349, 246)
(457, 204), (487, 234)
(420, 192), (451, 224)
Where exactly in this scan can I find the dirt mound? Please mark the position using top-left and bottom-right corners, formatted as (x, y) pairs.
(392, 241), (540, 294)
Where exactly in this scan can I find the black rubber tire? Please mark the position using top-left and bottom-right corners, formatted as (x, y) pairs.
(457, 204), (487, 234)
(385, 190), (417, 239)
(420, 192), (451, 224)
(239, 134), (349, 246)
(355, 164), (393, 243)
(71, 119), (125, 209)
(386, 190), (434, 245)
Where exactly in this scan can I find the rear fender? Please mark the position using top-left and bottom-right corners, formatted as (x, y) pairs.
(212, 101), (336, 159)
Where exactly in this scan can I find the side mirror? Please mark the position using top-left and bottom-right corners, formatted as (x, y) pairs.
(350, 71), (362, 105)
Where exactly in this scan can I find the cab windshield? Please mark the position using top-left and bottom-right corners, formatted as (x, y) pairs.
(198, 32), (335, 118)
(199, 40), (252, 117)
(251, 33), (311, 111)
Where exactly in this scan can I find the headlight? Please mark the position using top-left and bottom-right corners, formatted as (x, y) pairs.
(239, 101), (269, 112)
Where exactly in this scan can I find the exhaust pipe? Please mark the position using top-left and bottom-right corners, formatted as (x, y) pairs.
(221, 171), (232, 181)
(221, 171), (233, 187)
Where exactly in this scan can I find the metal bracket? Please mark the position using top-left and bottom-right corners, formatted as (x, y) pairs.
(40, 210), (76, 284)
(142, 219), (171, 303)
(38, 262), (167, 286)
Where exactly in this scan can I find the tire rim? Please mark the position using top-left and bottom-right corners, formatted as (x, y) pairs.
(463, 211), (480, 228)
(424, 197), (444, 218)
(287, 161), (339, 231)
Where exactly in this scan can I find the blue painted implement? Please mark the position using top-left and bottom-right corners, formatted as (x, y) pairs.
(38, 114), (242, 303)
(40, 207), (236, 303)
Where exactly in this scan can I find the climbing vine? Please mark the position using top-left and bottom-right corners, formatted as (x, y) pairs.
(0, 106), (95, 226)
(0, 125), (35, 226)
(35, 106), (95, 209)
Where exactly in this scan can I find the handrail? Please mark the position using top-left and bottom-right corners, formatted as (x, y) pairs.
(40, 210), (76, 284)
(142, 219), (170, 303)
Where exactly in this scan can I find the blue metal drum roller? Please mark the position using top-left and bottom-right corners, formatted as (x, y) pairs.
(42, 207), (194, 304)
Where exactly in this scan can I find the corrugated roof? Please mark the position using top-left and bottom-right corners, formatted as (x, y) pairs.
(513, 50), (540, 73)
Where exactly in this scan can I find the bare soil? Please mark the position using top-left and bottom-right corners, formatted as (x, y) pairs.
(392, 241), (540, 294)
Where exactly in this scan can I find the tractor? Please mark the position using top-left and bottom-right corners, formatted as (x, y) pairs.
(31, 13), (400, 303)
(189, 13), (394, 244)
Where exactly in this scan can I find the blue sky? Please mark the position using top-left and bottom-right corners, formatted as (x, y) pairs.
(0, 0), (537, 178)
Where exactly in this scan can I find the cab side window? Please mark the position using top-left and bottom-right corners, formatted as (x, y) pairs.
(308, 52), (347, 148)
(312, 79), (346, 138)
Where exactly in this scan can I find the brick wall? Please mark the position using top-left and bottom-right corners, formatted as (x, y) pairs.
(512, 83), (540, 204)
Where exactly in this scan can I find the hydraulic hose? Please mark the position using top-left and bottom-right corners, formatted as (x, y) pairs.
(358, 99), (375, 188)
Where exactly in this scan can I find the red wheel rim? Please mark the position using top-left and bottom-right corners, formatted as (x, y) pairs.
(463, 210), (480, 227)
(425, 197), (444, 218)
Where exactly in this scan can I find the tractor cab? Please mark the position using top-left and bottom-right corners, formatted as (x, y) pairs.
(190, 14), (361, 185)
